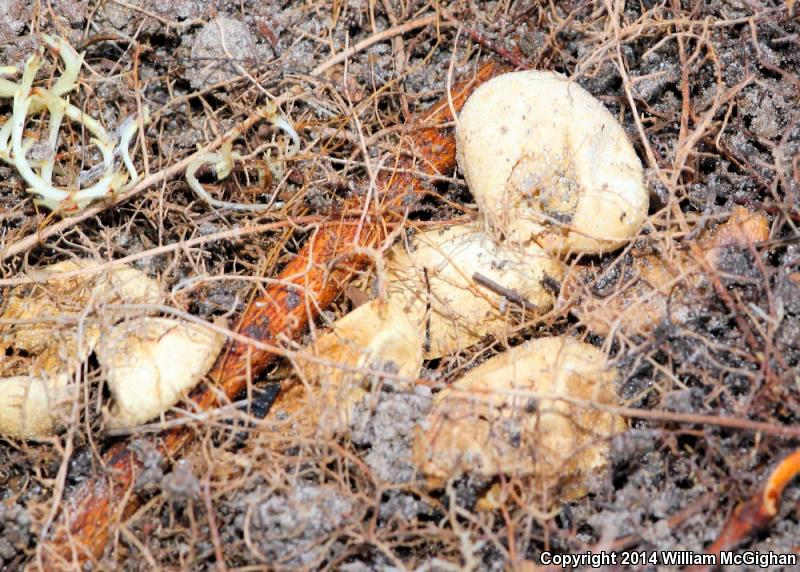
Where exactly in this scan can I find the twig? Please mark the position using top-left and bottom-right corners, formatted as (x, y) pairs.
(608, 404), (800, 438)
(445, 386), (800, 438)
(440, 8), (528, 68)
(686, 449), (800, 572)
(0, 216), (325, 288)
(310, 14), (438, 77)
(472, 271), (545, 313)
(203, 480), (227, 572)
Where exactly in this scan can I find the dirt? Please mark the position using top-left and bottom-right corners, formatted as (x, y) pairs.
(229, 482), (355, 568)
(0, 0), (799, 570)
(349, 385), (432, 485)
(0, 501), (32, 569)
(187, 16), (272, 90)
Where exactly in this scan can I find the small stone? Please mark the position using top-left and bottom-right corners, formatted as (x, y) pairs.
(188, 17), (273, 90)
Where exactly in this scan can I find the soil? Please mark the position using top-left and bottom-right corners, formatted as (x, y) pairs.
(1, 1), (799, 571)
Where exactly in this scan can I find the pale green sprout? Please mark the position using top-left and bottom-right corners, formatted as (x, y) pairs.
(185, 103), (300, 212)
(0, 35), (146, 212)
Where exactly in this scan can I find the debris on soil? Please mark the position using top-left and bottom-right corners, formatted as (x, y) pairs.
(0, 501), (32, 568)
(229, 482), (354, 568)
(562, 207), (772, 339)
(160, 459), (201, 502)
(0, 0), (798, 569)
(349, 385), (432, 485)
(187, 16), (273, 90)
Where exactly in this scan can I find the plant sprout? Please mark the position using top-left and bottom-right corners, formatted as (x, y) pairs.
(0, 35), (145, 212)
(185, 103), (300, 212)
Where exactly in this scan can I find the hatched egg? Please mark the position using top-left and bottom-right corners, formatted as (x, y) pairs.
(413, 336), (626, 499)
(385, 223), (563, 358)
(98, 317), (225, 429)
(456, 70), (649, 254)
(0, 260), (162, 438)
(298, 299), (424, 434)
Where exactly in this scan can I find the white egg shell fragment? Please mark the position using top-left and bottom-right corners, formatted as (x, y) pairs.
(0, 260), (163, 438)
(300, 299), (424, 433)
(93, 263), (164, 308)
(0, 374), (71, 439)
(0, 344), (77, 439)
(98, 317), (225, 429)
(0, 259), (162, 354)
(1, 260), (98, 354)
(385, 224), (563, 358)
(413, 336), (626, 497)
(456, 70), (649, 254)
(305, 299), (424, 385)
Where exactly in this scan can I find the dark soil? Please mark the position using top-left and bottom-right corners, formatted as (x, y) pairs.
(1, 1), (798, 571)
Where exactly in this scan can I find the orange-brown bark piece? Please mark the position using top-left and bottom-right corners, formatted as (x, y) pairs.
(702, 206), (770, 267)
(40, 61), (504, 568)
(686, 449), (800, 572)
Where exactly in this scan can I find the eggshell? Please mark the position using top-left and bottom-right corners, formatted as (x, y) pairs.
(456, 70), (649, 254)
(98, 317), (225, 428)
(385, 224), (563, 358)
(300, 299), (424, 433)
(0, 369), (73, 439)
(702, 206), (769, 267)
(413, 336), (626, 498)
(0, 260), (161, 354)
(0, 343), (82, 439)
(0, 260), (162, 438)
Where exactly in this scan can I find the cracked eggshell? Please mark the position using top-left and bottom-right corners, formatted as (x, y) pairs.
(0, 344), (76, 439)
(0, 374), (71, 439)
(413, 336), (626, 498)
(0, 260), (161, 438)
(385, 224), (563, 358)
(0, 260), (162, 354)
(98, 317), (225, 429)
(300, 299), (424, 434)
(702, 206), (769, 267)
(456, 70), (648, 254)
(1, 260), (97, 354)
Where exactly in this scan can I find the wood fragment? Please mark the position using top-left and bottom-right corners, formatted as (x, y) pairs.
(472, 271), (546, 314)
(686, 449), (800, 572)
(40, 60), (505, 568)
